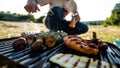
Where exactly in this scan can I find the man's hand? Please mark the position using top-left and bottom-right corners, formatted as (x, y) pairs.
(74, 13), (80, 23)
(24, 1), (40, 13)
(69, 13), (80, 28)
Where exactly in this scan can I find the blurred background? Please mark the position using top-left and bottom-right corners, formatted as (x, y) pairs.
(0, 0), (120, 43)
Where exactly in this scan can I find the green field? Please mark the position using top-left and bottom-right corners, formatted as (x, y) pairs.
(0, 21), (120, 43)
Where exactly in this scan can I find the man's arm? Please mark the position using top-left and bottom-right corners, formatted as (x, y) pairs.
(65, 0), (80, 22)
(71, 0), (80, 22)
(24, 0), (40, 13)
(68, 0), (80, 28)
(70, 0), (77, 14)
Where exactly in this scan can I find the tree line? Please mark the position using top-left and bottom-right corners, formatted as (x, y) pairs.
(103, 2), (120, 26)
(0, 11), (45, 23)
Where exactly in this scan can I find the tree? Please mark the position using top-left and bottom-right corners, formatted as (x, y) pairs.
(36, 16), (45, 23)
(103, 2), (120, 26)
(0, 11), (36, 22)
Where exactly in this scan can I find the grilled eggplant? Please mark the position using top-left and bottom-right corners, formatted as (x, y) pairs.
(50, 53), (117, 68)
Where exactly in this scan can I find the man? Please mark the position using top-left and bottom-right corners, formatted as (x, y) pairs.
(24, 0), (88, 35)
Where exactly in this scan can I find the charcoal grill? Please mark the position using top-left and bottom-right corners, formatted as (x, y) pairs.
(0, 37), (120, 68)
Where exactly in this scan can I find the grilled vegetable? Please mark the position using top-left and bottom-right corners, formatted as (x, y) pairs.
(35, 31), (47, 40)
(12, 37), (27, 51)
(20, 31), (45, 45)
(25, 34), (36, 45)
(31, 39), (47, 53)
(12, 32), (45, 51)
(45, 32), (67, 48)
(50, 53), (117, 68)
(31, 31), (67, 53)
(12, 31), (67, 51)
(21, 32), (28, 37)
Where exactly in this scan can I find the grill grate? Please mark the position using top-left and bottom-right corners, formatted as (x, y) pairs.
(0, 38), (120, 68)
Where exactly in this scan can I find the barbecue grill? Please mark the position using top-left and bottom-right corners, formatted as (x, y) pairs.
(0, 37), (120, 68)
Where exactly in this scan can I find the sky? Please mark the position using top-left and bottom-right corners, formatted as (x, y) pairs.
(0, 0), (119, 21)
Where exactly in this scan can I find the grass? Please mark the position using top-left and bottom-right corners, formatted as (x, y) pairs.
(0, 20), (120, 43)
(0, 21), (48, 39)
(80, 25), (120, 43)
